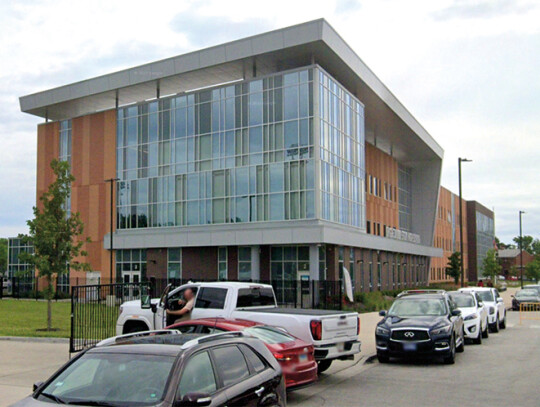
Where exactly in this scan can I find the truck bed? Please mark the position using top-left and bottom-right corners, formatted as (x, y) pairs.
(241, 307), (354, 316)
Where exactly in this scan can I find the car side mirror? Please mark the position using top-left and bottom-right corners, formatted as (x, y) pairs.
(141, 294), (152, 309)
(497, 298), (504, 303)
(379, 310), (387, 317)
(478, 302), (484, 307)
(175, 393), (212, 407)
(451, 309), (461, 317)
(33, 381), (44, 392)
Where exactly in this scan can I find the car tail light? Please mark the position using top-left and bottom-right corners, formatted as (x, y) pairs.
(357, 316), (361, 335)
(273, 352), (293, 362)
(310, 320), (322, 341)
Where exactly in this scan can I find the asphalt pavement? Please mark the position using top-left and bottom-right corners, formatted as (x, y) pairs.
(289, 289), (540, 407)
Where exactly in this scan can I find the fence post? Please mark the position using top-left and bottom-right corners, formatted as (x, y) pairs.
(70, 286), (75, 354)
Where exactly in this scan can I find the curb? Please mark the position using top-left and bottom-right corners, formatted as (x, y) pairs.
(0, 336), (69, 344)
(364, 353), (378, 364)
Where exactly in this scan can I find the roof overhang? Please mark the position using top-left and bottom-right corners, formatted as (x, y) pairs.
(20, 18), (443, 162)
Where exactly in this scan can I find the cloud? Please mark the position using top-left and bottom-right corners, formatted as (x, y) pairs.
(0, 0), (538, 244)
(169, 12), (274, 48)
(431, 0), (537, 21)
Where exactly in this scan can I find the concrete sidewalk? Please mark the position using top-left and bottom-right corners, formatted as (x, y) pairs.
(0, 340), (70, 407)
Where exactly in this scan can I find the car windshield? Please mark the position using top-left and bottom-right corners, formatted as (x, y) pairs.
(244, 326), (296, 344)
(477, 291), (494, 302)
(451, 295), (475, 308)
(388, 298), (447, 317)
(38, 352), (175, 406)
(517, 290), (537, 297)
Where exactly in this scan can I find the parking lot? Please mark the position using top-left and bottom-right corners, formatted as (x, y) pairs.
(289, 310), (539, 407)
(1, 287), (538, 407)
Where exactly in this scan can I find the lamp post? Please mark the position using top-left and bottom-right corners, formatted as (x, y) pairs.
(105, 178), (120, 284)
(458, 158), (472, 287)
(519, 210), (525, 289)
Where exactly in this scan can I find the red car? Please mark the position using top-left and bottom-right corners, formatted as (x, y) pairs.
(167, 318), (318, 390)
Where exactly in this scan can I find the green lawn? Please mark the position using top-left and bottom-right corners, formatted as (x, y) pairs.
(0, 299), (71, 338)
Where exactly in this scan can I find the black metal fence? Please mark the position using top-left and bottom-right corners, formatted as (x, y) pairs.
(70, 282), (151, 353)
(1, 277), (82, 300)
(70, 279), (343, 353)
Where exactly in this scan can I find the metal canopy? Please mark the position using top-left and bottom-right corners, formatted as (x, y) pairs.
(19, 18), (443, 162)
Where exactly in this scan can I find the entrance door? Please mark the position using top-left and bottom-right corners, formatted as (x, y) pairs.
(297, 271), (311, 308)
(122, 270), (141, 298)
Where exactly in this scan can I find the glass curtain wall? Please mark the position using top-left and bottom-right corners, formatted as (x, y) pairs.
(116, 68), (315, 229)
(116, 65), (367, 232)
(319, 69), (366, 229)
(58, 120), (72, 290)
(476, 212), (495, 276)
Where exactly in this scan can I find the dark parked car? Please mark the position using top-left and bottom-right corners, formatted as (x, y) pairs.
(10, 331), (286, 407)
(375, 290), (465, 364)
(512, 289), (540, 311)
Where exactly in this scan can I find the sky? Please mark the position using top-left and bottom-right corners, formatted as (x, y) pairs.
(0, 0), (538, 243)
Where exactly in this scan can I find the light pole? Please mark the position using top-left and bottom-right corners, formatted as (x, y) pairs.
(458, 158), (472, 287)
(519, 210), (525, 289)
(105, 178), (120, 284)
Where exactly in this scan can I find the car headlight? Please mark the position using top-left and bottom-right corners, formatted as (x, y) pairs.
(464, 314), (478, 321)
(431, 325), (452, 335)
(489, 306), (495, 315)
(376, 326), (390, 335)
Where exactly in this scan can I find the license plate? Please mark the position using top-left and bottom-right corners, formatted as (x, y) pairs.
(299, 354), (308, 363)
(403, 343), (417, 351)
(337, 342), (345, 352)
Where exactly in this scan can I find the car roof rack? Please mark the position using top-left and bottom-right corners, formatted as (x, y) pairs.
(96, 329), (182, 347)
(181, 331), (246, 349)
(397, 289), (446, 298)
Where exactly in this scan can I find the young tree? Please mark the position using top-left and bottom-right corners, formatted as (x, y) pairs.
(19, 159), (90, 331)
(481, 249), (501, 281)
(445, 251), (461, 284)
(525, 259), (540, 283)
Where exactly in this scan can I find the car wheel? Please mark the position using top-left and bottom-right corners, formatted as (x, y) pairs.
(317, 360), (333, 374)
(377, 354), (389, 363)
(482, 323), (489, 339)
(500, 313), (506, 329)
(490, 320), (499, 333)
(473, 329), (482, 345)
(443, 336), (456, 364)
(456, 329), (465, 353)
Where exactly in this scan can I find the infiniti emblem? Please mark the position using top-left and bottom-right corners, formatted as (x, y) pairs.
(404, 332), (415, 338)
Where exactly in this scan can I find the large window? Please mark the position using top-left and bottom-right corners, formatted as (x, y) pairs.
(115, 249), (147, 281)
(7, 237), (34, 282)
(218, 247), (227, 280)
(398, 165), (412, 232)
(238, 247), (252, 281)
(116, 68), (315, 230)
(319, 68), (366, 229)
(168, 248), (182, 281)
(59, 120), (72, 214)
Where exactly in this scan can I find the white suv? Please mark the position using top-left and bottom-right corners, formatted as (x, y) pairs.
(459, 287), (506, 332)
(449, 291), (488, 344)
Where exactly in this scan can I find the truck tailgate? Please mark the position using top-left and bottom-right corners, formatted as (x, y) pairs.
(321, 314), (358, 341)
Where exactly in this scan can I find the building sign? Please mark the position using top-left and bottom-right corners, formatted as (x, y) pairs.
(386, 227), (421, 244)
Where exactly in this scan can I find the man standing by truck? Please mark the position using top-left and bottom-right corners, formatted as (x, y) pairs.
(166, 287), (195, 324)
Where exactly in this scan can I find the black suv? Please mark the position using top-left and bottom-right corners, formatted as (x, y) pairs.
(20, 331), (286, 407)
(375, 290), (465, 364)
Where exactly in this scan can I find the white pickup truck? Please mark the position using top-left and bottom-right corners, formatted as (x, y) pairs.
(117, 281), (361, 372)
